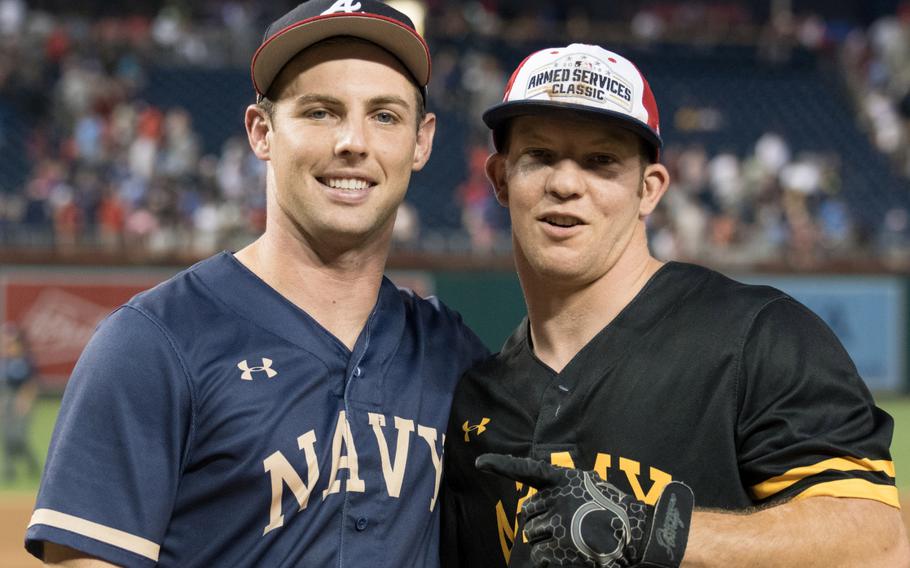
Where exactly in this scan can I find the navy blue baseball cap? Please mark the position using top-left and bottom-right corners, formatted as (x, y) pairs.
(251, 0), (431, 102)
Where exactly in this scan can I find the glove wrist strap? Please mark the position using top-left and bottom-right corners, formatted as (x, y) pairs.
(640, 481), (694, 568)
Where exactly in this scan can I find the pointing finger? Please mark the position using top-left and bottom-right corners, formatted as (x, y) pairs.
(475, 453), (563, 489)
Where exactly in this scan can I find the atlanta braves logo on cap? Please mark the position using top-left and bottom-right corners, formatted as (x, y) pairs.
(322, 0), (363, 14)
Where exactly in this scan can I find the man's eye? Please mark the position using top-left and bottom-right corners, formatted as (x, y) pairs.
(307, 109), (329, 119)
(375, 111), (398, 124)
(590, 154), (616, 166)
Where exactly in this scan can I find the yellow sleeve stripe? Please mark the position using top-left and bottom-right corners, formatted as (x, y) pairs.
(29, 508), (160, 562)
(792, 479), (901, 509)
(751, 457), (895, 500)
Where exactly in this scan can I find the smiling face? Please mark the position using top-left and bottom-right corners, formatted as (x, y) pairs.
(245, 39), (435, 254)
(487, 112), (669, 287)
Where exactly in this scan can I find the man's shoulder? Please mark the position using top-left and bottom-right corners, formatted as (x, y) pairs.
(454, 322), (525, 396)
(125, 253), (232, 321)
(387, 281), (491, 363)
(662, 261), (790, 313)
(394, 283), (480, 338)
(395, 284), (454, 319)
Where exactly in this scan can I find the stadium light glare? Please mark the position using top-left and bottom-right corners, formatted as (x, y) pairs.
(386, 0), (426, 37)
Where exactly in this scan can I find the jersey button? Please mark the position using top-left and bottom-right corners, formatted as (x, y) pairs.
(355, 517), (369, 531)
(354, 366), (363, 377)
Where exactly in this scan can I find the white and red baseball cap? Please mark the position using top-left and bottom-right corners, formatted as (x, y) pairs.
(251, 0), (431, 102)
(483, 44), (662, 159)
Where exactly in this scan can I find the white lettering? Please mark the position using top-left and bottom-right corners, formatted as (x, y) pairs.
(417, 425), (445, 512)
(262, 430), (320, 535)
(323, 411), (365, 499)
(368, 413), (415, 498)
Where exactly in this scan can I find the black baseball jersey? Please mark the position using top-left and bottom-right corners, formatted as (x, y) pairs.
(25, 253), (489, 567)
(441, 262), (898, 567)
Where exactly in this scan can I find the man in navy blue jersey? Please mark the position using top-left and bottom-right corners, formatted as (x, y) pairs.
(25, 1), (488, 566)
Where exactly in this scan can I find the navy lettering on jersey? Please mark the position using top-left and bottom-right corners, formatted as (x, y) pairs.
(263, 411), (446, 535)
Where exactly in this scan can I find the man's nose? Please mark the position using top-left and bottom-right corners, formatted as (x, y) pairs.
(545, 159), (585, 199)
(334, 118), (369, 158)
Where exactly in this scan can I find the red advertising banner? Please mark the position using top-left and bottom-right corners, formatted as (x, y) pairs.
(1, 270), (173, 390)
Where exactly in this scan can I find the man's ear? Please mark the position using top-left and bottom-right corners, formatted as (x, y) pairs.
(485, 153), (509, 206)
(245, 104), (272, 160)
(412, 112), (437, 171)
(639, 162), (670, 217)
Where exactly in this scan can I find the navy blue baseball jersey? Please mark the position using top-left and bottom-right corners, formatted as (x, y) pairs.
(26, 252), (489, 567)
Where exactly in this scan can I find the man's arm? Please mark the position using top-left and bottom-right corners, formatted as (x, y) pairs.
(477, 454), (909, 568)
(25, 307), (189, 565)
(685, 496), (909, 568)
(44, 543), (118, 567)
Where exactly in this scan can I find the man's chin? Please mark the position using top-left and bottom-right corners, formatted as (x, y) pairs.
(524, 254), (594, 285)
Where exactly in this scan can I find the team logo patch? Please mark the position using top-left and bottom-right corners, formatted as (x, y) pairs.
(322, 0), (362, 14)
(238, 358), (278, 381)
(463, 418), (491, 442)
(524, 53), (633, 111)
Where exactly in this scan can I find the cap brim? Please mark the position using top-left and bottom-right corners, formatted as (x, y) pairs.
(252, 13), (430, 97)
(483, 100), (662, 153)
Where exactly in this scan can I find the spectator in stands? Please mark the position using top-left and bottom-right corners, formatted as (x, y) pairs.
(96, 185), (125, 252)
(457, 144), (500, 252)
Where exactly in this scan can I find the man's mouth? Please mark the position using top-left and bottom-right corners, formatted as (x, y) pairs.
(319, 177), (374, 191)
(541, 215), (582, 228)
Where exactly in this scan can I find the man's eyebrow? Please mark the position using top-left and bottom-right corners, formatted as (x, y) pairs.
(291, 94), (344, 107)
(515, 129), (633, 150)
(367, 95), (412, 109)
(290, 94), (412, 109)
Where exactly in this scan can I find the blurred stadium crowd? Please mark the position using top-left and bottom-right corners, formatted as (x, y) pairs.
(1, 0), (909, 270)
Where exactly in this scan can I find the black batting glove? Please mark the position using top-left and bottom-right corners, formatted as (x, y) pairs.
(476, 454), (693, 568)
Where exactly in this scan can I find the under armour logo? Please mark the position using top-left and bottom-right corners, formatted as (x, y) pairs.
(238, 358), (278, 381)
(322, 0), (362, 14)
(462, 418), (490, 442)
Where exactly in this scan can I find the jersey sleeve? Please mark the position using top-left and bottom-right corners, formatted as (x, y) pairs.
(25, 305), (194, 566)
(735, 297), (898, 508)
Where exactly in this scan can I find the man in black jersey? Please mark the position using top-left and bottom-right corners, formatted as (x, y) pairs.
(441, 43), (909, 567)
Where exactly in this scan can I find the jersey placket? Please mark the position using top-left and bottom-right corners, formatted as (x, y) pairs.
(337, 283), (403, 567)
(530, 365), (579, 460)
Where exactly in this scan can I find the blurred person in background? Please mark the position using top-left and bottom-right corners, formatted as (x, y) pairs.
(0, 322), (39, 484)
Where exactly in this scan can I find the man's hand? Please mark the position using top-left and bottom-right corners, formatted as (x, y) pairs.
(476, 454), (693, 567)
